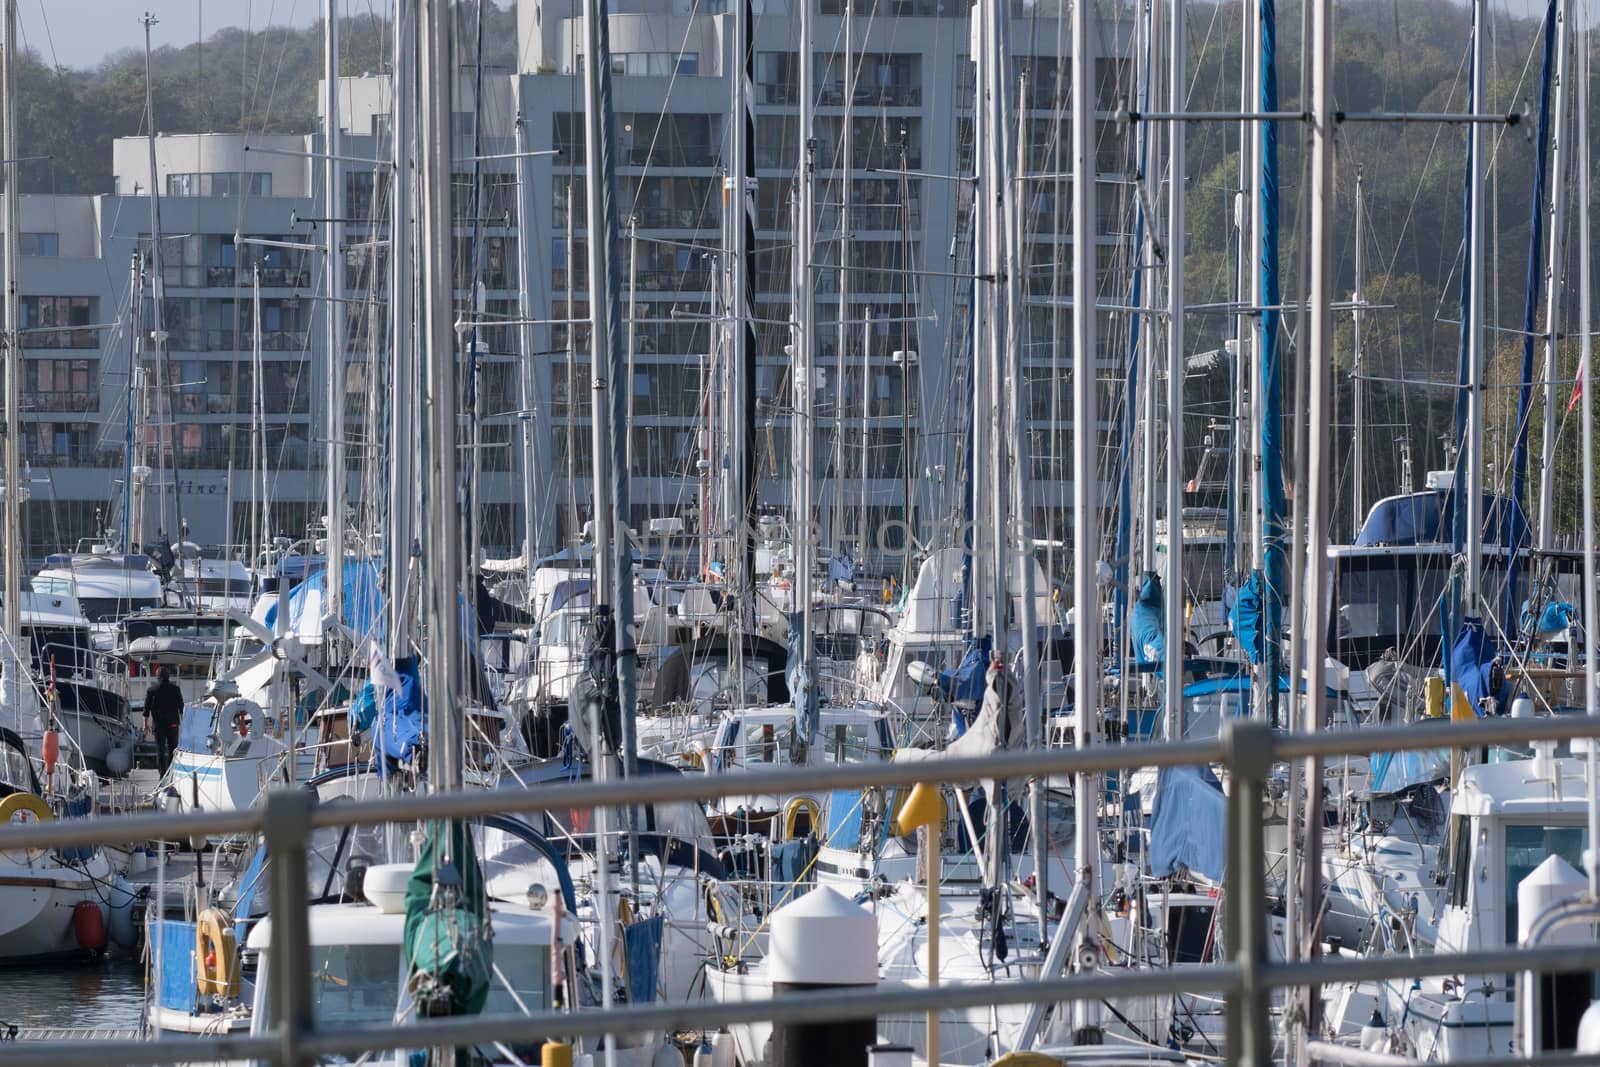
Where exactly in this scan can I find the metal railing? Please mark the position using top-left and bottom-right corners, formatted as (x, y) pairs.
(3, 713), (1600, 1067)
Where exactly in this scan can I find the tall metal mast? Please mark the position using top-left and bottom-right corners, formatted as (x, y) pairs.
(1351, 170), (1365, 529)
(1, 0), (20, 712)
(418, 0), (462, 792)
(324, 0), (347, 634)
(1163, 0), (1185, 743)
(387, 0), (417, 657)
(1070, 0), (1102, 1019)
(1537, 0), (1571, 551)
(1463, 0), (1488, 614)
(792, 0), (816, 721)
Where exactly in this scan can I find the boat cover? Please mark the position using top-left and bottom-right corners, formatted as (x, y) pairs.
(404, 820), (492, 1019)
(937, 636), (992, 705)
(1132, 572), (1165, 667)
(1230, 572), (1266, 665)
(1520, 598), (1578, 639)
(1450, 616), (1498, 715)
(376, 657), (426, 763)
(1148, 764), (1226, 881)
(786, 611), (818, 747)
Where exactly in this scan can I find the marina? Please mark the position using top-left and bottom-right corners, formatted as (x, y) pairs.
(0, 0), (1599, 1064)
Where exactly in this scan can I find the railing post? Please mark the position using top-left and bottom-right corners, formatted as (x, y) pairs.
(265, 788), (315, 1067)
(1223, 720), (1274, 1065)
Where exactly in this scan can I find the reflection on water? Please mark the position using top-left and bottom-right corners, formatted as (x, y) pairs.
(0, 957), (144, 1030)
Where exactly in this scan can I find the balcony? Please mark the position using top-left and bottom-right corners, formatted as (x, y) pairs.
(22, 391), (96, 413)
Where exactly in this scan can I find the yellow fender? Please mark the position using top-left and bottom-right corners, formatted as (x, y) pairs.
(783, 795), (820, 840)
(0, 793), (52, 824)
(195, 907), (239, 999)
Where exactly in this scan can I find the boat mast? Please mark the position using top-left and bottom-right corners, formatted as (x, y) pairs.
(324, 0), (347, 634)
(1163, 0), (1185, 743)
(418, 0), (463, 791)
(1537, 0), (1571, 553)
(1298, 0), (1335, 1036)
(388, 0), (417, 656)
(1463, 0), (1488, 616)
(1577, 16), (1597, 900)
(512, 91), (543, 567)
(1351, 170), (1365, 530)
(791, 0), (817, 740)
(1069, 0), (1102, 1023)
(967, 6), (993, 642)
(1, 0), (20, 711)
(725, 0), (757, 699)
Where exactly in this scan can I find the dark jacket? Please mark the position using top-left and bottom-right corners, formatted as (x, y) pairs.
(144, 678), (185, 730)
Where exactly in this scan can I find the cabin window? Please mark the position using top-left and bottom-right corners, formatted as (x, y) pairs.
(1504, 824), (1587, 947)
(1166, 903), (1216, 964)
(286, 942), (549, 1025)
(1447, 815), (1472, 908)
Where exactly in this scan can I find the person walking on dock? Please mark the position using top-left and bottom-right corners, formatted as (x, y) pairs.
(143, 666), (184, 775)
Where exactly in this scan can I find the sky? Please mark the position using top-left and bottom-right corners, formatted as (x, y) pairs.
(9, 0), (1570, 73)
(15, 1), (319, 71)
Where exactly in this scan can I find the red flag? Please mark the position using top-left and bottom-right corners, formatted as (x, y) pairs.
(1568, 361), (1586, 415)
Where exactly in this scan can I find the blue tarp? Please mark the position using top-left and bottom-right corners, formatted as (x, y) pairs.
(622, 915), (663, 1004)
(829, 550), (855, 584)
(786, 612), (818, 747)
(938, 637), (993, 705)
(1450, 616), (1496, 715)
(824, 789), (866, 850)
(1355, 491), (1527, 549)
(1520, 599), (1577, 639)
(263, 560), (385, 640)
(350, 681), (380, 733)
(377, 657), (426, 762)
(1132, 573), (1165, 667)
(1148, 765), (1226, 881)
(156, 920), (198, 1013)
(1230, 572), (1266, 665)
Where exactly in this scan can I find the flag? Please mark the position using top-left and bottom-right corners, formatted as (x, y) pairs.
(368, 642), (402, 696)
(1568, 359), (1586, 415)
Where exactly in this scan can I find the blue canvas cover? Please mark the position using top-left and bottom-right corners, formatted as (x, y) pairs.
(829, 550), (855, 584)
(1148, 765), (1226, 881)
(1355, 491), (1526, 549)
(264, 560), (386, 641)
(1230, 572), (1266, 665)
(786, 612), (818, 747)
(350, 680), (379, 733)
(377, 657), (426, 762)
(622, 915), (664, 1004)
(1450, 617), (1496, 715)
(1131, 572), (1165, 667)
(825, 789), (866, 849)
(156, 920), (198, 1013)
(1520, 599), (1577, 639)
(938, 636), (993, 705)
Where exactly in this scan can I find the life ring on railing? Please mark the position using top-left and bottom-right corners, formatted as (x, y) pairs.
(783, 795), (820, 840)
(195, 907), (239, 999)
(221, 698), (263, 740)
(0, 793), (53, 825)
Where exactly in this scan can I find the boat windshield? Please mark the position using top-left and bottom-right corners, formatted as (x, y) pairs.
(75, 596), (161, 623)
(278, 940), (549, 1035)
(1504, 823), (1588, 946)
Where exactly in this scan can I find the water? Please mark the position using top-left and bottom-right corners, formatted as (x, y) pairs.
(0, 957), (144, 1030)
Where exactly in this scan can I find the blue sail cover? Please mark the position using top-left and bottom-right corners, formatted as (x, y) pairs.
(263, 560), (386, 641)
(377, 657), (426, 762)
(785, 611), (818, 746)
(1230, 572), (1266, 665)
(829, 550), (855, 584)
(1354, 491), (1526, 549)
(1450, 617), (1496, 715)
(1132, 573), (1165, 667)
(1520, 599), (1577, 639)
(1148, 764), (1226, 881)
(938, 636), (993, 704)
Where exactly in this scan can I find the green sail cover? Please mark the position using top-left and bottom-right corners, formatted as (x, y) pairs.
(404, 820), (494, 1019)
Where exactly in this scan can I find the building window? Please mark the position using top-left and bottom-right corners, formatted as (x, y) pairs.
(19, 233), (58, 257)
(166, 172), (272, 198)
(24, 358), (94, 412)
(19, 296), (95, 349)
(578, 52), (696, 77)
